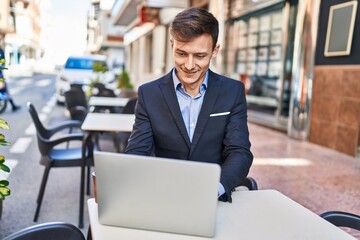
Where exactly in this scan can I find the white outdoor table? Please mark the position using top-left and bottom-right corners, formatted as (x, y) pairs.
(87, 190), (356, 240)
(81, 112), (135, 132)
(88, 96), (129, 107)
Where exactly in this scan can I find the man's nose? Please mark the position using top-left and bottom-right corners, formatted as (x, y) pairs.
(184, 55), (195, 70)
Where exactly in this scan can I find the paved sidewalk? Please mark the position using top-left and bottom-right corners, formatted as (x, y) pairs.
(248, 123), (360, 239)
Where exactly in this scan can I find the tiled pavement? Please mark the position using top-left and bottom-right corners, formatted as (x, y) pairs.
(248, 123), (360, 239)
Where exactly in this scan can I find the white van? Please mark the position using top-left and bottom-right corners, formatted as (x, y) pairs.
(55, 54), (116, 103)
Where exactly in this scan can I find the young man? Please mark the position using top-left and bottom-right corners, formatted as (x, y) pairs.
(125, 8), (253, 202)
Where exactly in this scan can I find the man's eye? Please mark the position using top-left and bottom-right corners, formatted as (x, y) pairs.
(196, 55), (206, 59)
(177, 52), (186, 56)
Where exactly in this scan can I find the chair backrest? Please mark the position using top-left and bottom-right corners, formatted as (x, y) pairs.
(27, 102), (51, 139)
(240, 177), (258, 190)
(64, 88), (88, 122)
(27, 102), (55, 158)
(97, 87), (116, 98)
(2, 222), (85, 240)
(64, 88), (88, 109)
(93, 82), (106, 91)
(70, 83), (83, 91)
(122, 97), (137, 114)
(320, 211), (360, 231)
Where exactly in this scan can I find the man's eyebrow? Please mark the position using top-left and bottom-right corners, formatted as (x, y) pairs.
(175, 49), (186, 53)
(175, 48), (209, 55)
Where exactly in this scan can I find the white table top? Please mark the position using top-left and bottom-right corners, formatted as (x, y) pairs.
(87, 190), (356, 240)
(81, 113), (135, 132)
(89, 96), (129, 107)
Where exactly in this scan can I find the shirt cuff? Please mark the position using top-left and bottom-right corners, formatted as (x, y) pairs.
(218, 182), (225, 197)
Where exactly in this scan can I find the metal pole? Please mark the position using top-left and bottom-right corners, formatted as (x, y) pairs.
(288, 0), (321, 139)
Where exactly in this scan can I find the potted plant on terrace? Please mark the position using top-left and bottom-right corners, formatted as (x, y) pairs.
(117, 66), (136, 98)
(0, 57), (11, 219)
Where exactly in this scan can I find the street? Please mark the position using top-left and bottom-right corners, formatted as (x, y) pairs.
(0, 73), (91, 237)
(3, 73), (59, 153)
(1, 73), (62, 181)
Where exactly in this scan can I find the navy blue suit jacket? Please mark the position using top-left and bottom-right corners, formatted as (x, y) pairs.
(125, 69), (253, 201)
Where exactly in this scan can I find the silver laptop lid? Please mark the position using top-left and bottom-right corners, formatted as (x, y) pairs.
(94, 151), (220, 237)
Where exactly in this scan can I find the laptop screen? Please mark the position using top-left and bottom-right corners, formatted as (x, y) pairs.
(94, 151), (220, 237)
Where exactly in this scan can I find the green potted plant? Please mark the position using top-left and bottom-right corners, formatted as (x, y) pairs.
(117, 67), (135, 98)
(0, 57), (11, 219)
(117, 69), (133, 90)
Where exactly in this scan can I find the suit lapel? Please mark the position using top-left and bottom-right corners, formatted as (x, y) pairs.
(159, 72), (191, 148)
(190, 71), (221, 156)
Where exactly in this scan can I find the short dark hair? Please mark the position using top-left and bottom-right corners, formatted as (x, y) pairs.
(170, 8), (219, 50)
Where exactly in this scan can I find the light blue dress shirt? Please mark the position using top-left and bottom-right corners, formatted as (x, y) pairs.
(172, 69), (207, 142)
(172, 69), (225, 197)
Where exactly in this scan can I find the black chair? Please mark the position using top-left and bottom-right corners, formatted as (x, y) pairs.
(122, 97), (137, 114)
(64, 87), (89, 123)
(240, 176), (258, 190)
(97, 87), (116, 98)
(27, 102), (93, 225)
(2, 222), (85, 240)
(70, 83), (84, 91)
(320, 211), (360, 231)
(92, 82), (106, 92)
(93, 86), (121, 113)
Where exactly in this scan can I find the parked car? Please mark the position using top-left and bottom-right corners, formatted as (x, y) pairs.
(55, 54), (116, 103)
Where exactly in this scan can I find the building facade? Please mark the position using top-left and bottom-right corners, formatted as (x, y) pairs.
(0, 0), (16, 50)
(86, 0), (126, 71)
(109, 0), (360, 158)
(5, 0), (43, 66)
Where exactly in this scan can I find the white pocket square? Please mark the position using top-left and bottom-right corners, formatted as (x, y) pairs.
(210, 112), (230, 117)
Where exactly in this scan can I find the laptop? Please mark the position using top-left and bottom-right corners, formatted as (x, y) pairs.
(94, 151), (221, 237)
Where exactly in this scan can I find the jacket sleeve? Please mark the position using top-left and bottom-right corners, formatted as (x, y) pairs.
(124, 87), (154, 156)
(219, 83), (253, 202)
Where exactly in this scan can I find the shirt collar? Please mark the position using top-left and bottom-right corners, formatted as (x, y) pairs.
(172, 68), (208, 93)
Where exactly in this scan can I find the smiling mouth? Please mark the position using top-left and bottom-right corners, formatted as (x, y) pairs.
(182, 69), (197, 74)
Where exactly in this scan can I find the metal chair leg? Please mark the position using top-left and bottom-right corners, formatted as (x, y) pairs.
(79, 133), (93, 228)
(86, 164), (91, 195)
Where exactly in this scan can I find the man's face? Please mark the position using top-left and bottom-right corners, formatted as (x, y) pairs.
(171, 34), (219, 91)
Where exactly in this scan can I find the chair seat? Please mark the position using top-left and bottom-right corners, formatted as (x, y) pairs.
(49, 148), (91, 167)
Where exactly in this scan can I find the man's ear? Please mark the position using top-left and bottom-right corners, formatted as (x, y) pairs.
(170, 38), (174, 49)
(212, 43), (220, 58)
